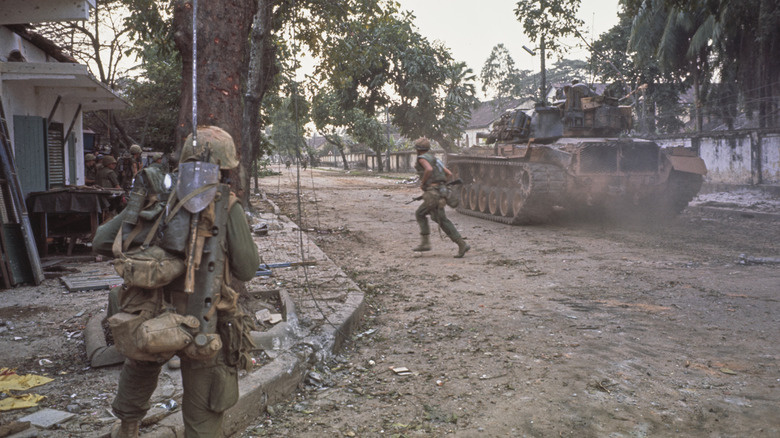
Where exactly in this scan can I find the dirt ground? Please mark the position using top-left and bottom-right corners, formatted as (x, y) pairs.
(1, 166), (778, 438)
(241, 167), (780, 438)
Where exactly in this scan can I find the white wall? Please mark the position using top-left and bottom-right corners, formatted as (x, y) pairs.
(657, 132), (780, 185)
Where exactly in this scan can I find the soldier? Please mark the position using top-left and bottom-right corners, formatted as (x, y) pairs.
(95, 126), (259, 438)
(96, 156), (121, 189)
(95, 153), (105, 172)
(129, 144), (144, 177)
(84, 153), (97, 186)
(412, 137), (471, 258)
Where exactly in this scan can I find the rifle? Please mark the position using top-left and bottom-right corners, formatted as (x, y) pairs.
(405, 178), (463, 204)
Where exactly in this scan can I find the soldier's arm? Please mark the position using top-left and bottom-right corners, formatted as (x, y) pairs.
(226, 203), (260, 281)
(91, 209), (128, 257)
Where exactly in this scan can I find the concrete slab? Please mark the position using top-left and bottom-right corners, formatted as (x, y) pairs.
(19, 408), (75, 429)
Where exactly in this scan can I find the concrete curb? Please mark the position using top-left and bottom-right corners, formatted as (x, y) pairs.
(687, 205), (780, 221)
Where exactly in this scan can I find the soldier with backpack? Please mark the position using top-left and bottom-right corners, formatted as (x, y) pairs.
(412, 137), (471, 258)
(92, 126), (259, 438)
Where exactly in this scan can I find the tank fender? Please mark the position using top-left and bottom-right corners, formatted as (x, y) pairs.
(666, 155), (707, 176)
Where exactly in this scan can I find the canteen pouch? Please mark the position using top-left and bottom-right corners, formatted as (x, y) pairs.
(441, 185), (459, 208)
(182, 333), (223, 361)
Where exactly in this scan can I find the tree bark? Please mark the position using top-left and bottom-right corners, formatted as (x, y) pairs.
(173, 0), (255, 199)
(241, 0), (277, 206)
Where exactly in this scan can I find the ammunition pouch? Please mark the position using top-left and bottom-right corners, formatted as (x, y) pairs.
(112, 219), (186, 289)
(113, 245), (186, 289)
(218, 308), (257, 372)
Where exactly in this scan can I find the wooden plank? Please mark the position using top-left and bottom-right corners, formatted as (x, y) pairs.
(60, 273), (122, 292)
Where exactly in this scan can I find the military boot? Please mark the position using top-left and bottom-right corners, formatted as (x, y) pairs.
(413, 234), (431, 252)
(110, 420), (139, 438)
(454, 238), (471, 258)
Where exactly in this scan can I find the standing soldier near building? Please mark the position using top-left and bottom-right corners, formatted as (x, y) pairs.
(96, 156), (121, 189)
(93, 126), (259, 438)
(412, 137), (471, 258)
(84, 153), (97, 186)
(129, 144), (144, 177)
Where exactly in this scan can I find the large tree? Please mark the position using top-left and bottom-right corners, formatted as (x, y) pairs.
(312, 3), (477, 158)
(514, 0), (584, 105)
(172, 0), (255, 200)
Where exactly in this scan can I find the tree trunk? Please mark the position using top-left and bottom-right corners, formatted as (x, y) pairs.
(173, 0), (255, 199)
(693, 62), (703, 132)
(431, 133), (455, 153)
(339, 148), (349, 170)
(241, 0), (277, 206)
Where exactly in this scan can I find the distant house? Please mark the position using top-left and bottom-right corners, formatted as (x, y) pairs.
(1, 3), (127, 195)
(460, 98), (534, 148)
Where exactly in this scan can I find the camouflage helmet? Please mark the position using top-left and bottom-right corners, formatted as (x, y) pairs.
(180, 126), (239, 170)
(102, 155), (117, 165)
(129, 144), (142, 155)
(84, 153), (96, 162)
(414, 137), (431, 152)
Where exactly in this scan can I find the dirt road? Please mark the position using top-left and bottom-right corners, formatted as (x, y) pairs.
(244, 167), (780, 437)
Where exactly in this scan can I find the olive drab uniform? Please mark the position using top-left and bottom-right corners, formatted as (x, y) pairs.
(93, 135), (259, 437)
(97, 164), (120, 189)
(414, 151), (469, 257)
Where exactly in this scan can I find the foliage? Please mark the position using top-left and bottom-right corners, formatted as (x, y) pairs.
(119, 45), (181, 153)
(270, 84), (310, 162)
(480, 44), (527, 106)
(514, 0), (584, 57)
(36, 0), (133, 87)
(311, 2), (478, 157)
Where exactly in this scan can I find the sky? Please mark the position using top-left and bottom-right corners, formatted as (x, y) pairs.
(394, 0), (622, 92)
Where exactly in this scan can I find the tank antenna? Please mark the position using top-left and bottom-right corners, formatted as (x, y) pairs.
(191, 0), (198, 151)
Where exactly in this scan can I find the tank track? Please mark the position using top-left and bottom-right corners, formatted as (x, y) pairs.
(450, 157), (567, 225)
(662, 170), (704, 214)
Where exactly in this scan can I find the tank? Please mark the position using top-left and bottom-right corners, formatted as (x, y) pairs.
(447, 82), (707, 224)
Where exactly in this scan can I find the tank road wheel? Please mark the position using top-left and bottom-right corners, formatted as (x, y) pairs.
(478, 185), (490, 213)
(488, 187), (501, 215)
(461, 184), (472, 209)
(511, 168), (532, 216)
(511, 189), (529, 217)
(469, 184), (480, 211)
(499, 189), (512, 217)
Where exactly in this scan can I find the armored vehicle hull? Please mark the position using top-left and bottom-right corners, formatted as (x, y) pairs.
(447, 85), (706, 224)
(448, 139), (706, 224)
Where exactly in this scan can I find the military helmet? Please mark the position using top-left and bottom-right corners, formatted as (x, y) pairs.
(414, 137), (431, 151)
(129, 144), (142, 155)
(180, 125), (239, 170)
(103, 155), (117, 165)
(85, 153), (96, 162)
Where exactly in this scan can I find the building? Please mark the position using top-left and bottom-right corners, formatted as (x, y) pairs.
(0, 0), (128, 287)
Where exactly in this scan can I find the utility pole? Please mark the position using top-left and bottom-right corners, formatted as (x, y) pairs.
(539, 36), (546, 105)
